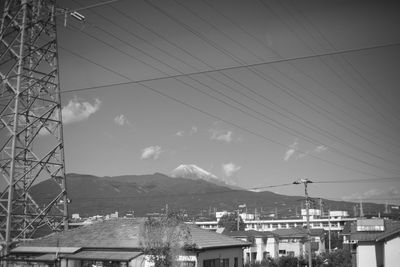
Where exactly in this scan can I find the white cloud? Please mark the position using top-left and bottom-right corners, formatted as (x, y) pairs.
(314, 145), (328, 154)
(141, 146), (163, 160)
(284, 141), (327, 161)
(284, 140), (298, 161)
(39, 97), (101, 136)
(114, 114), (131, 127)
(175, 131), (185, 137)
(62, 97), (101, 124)
(190, 126), (198, 135)
(176, 126), (198, 137)
(209, 121), (240, 143)
(222, 162), (241, 177)
(210, 129), (233, 143)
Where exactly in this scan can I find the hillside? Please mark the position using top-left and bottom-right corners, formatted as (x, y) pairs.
(31, 173), (388, 218)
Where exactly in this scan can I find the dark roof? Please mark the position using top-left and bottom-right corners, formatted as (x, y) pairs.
(350, 220), (400, 242)
(18, 218), (143, 249)
(222, 230), (277, 239)
(62, 251), (142, 261)
(188, 226), (250, 249)
(273, 228), (324, 239)
(15, 218), (248, 252)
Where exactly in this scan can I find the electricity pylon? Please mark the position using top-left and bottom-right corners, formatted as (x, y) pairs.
(0, 0), (68, 254)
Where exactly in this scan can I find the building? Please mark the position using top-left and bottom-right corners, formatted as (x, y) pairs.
(7, 218), (250, 267)
(345, 219), (400, 267)
(196, 216), (354, 232)
(272, 228), (326, 258)
(222, 230), (279, 264)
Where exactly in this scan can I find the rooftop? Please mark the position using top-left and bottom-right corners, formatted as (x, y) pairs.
(222, 230), (278, 239)
(272, 227), (325, 239)
(350, 219), (400, 242)
(15, 218), (249, 252)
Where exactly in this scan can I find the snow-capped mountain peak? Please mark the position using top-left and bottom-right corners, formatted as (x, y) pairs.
(171, 164), (218, 181)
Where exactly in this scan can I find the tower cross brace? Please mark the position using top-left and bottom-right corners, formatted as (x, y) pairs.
(0, 0), (68, 254)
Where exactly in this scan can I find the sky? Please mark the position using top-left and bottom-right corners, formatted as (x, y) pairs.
(41, 0), (400, 205)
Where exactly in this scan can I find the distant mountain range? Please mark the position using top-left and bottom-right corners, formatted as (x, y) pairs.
(31, 172), (389, 219)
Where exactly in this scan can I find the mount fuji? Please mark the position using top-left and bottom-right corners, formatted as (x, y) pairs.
(171, 164), (218, 181)
(171, 164), (241, 190)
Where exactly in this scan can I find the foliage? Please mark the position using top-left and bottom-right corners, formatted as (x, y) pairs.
(139, 212), (194, 267)
(321, 249), (352, 267)
(324, 231), (343, 250)
(276, 256), (298, 267)
(246, 235), (255, 244)
(217, 212), (245, 231)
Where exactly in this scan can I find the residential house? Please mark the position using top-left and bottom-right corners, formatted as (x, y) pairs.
(222, 230), (279, 264)
(272, 228), (325, 258)
(7, 218), (250, 267)
(346, 218), (400, 267)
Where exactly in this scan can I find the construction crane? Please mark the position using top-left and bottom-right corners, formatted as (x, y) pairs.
(0, 0), (69, 255)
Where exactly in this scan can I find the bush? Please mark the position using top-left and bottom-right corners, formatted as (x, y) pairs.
(321, 249), (352, 267)
(277, 256), (298, 267)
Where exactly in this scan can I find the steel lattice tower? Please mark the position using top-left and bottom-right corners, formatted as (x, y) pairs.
(0, 0), (68, 254)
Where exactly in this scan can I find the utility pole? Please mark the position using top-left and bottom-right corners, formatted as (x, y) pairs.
(328, 210), (331, 253)
(237, 210), (240, 231)
(293, 178), (313, 267)
(1, 0), (69, 256)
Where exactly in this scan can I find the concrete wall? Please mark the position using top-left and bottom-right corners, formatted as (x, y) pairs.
(385, 236), (400, 267)
(242, 237), (278, 263)
(265, 237), (278, 259)
(278, 239), (302, 257)
(197, 247), (244, 267)
(357, 243), (377, 267)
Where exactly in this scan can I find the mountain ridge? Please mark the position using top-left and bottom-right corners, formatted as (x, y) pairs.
(31, 173), (388, 218)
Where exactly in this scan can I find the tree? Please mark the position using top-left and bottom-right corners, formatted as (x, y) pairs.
(139, 213), (194, 267)
(218, 212), (245, 231)
(277, 256), (298, 267)
(321, 249), (352, 267)
(324, 231), (343, 250)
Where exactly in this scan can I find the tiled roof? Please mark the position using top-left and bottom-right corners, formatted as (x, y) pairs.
(19, 218), (143, 249)
(63, 251), (142, 261)
(187, 225), (250, 249)
(350, 220), (400, 242)
(273, 228), (324, 238)
(222, 230), (278, 239)
(16, 218), (249, 251)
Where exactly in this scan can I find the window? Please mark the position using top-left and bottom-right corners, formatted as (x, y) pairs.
(287, 251), (295, 257)
(178, 262), (195, 267)
(234, 257), (238, 267)
(251, 252), (257, 263)
(81, 261), (120, 267)
(279, 250), (286, 255)
(203, 259), (229, 267)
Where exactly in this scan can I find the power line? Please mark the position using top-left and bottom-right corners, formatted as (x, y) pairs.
(315, 177), (400, 184)
(284, 0), (400, 125)
(53, 3), (400, 177)
(67, 3), (400, 169)
(260, 0), (399, 132)
(57, 22), (400, 177)
(197, 0), (400, 152)
(61, 42), (400, 94)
